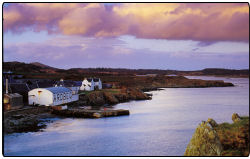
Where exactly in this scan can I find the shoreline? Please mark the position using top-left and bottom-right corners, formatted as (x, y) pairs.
(4, 77), (235, 134)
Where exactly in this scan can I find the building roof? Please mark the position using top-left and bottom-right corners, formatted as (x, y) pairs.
(87, 78), (93, 82)
(9, 83), (29, 93)
(74, 81), (82, 86)
(44, 87), (72, 94)
(4, 93), (22, 98)
(84, 78), (101, 82)
(38, 81), (55, 88)
(93, 78), (100, 82)
(3, 71), (13, 74)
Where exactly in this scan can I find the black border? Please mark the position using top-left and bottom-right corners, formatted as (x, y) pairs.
(2, 2), (250, 157)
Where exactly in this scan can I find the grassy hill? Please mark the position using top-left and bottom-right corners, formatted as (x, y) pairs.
(3, 61), (249, 79)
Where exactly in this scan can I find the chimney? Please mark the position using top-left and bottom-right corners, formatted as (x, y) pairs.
(6, 78), (8, 94)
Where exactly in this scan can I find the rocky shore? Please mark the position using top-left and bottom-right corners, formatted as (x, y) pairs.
(185, 113), (249, 156)
(4, 88), (150, 134)
(138, 76), (234, 90)
(69, 88), (151, 107)
(4, 107), (56, 134)
(68, 76), (234, 108)
(52, 109), (130, 118)
(4, 77), (235, 135)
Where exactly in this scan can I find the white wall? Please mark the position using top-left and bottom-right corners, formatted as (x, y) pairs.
(99, 80), (102, 89)
(28, 89), (53, 106)
(53, 92), (72, 106)
(80, 79), (94, 91)
(68, 86), (80, 95)
(72, 94), (79, 102)
(29, 88), (77, 106)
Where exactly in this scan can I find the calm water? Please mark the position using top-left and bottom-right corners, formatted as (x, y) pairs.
(4, 76), (249, 156)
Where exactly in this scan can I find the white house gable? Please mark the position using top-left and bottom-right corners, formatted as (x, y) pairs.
(80, 78), (102, 91)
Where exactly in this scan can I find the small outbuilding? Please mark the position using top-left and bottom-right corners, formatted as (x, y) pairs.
(28, 87), (79, 106)
(4, 93), (23, 110)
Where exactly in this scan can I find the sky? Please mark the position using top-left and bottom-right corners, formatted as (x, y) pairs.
(3, 3), (249, 70)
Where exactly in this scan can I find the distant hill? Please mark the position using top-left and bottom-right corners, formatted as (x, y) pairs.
(3, 61), (249, 78)
(201, 68), (249, 76)
(30, 62), (57, 70)
(3, 61), (60, 74)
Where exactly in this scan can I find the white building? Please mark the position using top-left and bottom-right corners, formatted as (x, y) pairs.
(80, 78), (102, 91)
(28, 87), (79, 106)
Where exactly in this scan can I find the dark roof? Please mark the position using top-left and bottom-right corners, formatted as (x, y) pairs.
(74, 81), (82, 86)
(9, 83), (29, 94)
(87, 78), (93, 82)
(3, 71), (13, 74)
(37, 81), (54, 88)
(54, 80), (78, 87)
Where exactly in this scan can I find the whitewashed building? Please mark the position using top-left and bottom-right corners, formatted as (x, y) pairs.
(80, 78), (102, 91)
(28, 87), (79, 106)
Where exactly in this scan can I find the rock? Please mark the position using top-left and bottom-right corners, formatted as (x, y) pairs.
(80, 88), (150, 106)
(4, 116), (45, 133)
(114, 93), (129, 102)
(184, 121), (223, 156)
(93, 112), (101, 118)
(86, 92), (105, 106)
(11, 114), (24, 119)
(103, 92), (119, 105)
(207, 118), (218, 127)
(128, 88), (150, 100)
(232, 113), (241, 123)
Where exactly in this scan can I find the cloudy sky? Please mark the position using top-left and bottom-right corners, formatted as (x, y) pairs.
(3, 3), (249, 70)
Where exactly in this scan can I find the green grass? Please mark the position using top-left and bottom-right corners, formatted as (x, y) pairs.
(78, 89), (121, 95)
(100, 89), (121, 94)
(78, 90), (93, 95)
(218, 116), (249, 130)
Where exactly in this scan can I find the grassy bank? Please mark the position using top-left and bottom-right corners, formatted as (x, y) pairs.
(70, 88), (151, 107)
(215, 116), (249, 156)
(184, 114), (249, 156)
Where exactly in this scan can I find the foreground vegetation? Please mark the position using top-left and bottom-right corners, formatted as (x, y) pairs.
(215, 116), (249, 156)
(185, 114), (249, 156)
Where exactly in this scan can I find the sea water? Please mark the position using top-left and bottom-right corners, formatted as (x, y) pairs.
(4, 76), (249, 156)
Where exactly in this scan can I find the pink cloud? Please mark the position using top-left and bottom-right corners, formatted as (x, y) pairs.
(3, 3), (249, 41)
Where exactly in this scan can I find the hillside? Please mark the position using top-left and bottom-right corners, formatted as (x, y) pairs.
(30, 62), (58, 69)
(3, 61), (60, 74)
(3, 61), (249, 79)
